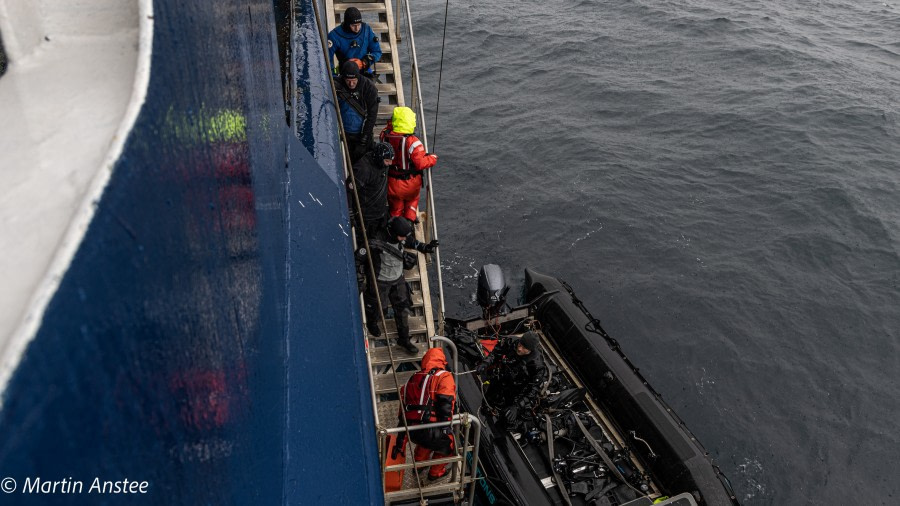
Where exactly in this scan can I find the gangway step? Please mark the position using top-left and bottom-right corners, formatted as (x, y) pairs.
(375, 82), (397, 95)
(377, 399), (402, 426)
(333, 2), (387, 14)
(370, 345), (427, 366)
(374, 370), (416, 394)
(367, 315), (427, 338)
(387, 314), (426, 335)
(366, 289), (422, 311)
(384, 479), (471, 503)
(378, 104), (394, 119)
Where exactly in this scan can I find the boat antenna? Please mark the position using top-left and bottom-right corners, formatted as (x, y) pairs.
(431, 0), (451, 151)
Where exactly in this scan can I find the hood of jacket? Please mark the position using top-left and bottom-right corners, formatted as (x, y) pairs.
(390, 106), (417, 134)
(421, 348), (447, 371)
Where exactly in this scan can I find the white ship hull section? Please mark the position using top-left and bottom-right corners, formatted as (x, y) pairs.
(0, 0), (153, 400)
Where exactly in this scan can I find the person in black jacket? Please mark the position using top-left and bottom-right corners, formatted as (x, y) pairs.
(361, 217), (438, 353)
(334, 60), (379, 162)
(349, 142), (393, 235)
(476, 331), (547, 427)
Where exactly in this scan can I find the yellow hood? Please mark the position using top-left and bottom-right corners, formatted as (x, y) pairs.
(391, 106), (417, 134)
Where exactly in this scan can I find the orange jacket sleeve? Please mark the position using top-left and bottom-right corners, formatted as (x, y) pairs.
(407, 135), (437, 171)
(433, 373), (456, 421)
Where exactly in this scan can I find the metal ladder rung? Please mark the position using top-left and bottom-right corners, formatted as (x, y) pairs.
(385, 454), (464, 472)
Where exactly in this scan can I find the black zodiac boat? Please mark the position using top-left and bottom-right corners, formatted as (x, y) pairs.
(444, 267), (739, 506)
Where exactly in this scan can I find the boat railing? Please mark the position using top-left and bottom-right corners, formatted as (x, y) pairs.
(378, 413), (481, 504)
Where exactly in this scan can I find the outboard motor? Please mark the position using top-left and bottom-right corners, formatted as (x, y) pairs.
(477, 264), (509, 318)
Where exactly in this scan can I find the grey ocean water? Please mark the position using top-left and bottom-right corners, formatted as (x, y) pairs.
(409, 0), (900, 503)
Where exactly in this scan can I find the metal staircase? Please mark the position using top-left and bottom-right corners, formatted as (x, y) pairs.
(320, 0), (480, 503)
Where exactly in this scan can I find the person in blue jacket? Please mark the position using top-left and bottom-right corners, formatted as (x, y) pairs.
(328, 7), (383, 79)
(334, 61), (379, 161)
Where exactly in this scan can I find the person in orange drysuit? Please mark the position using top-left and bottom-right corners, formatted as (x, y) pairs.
(380, 106), (438, 223)
(395, 347), (456, 480)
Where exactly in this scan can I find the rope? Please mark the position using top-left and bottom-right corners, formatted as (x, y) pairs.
(431, 0), (451, 151)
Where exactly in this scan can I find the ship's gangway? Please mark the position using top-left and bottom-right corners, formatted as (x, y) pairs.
(317, 0), (480, 503)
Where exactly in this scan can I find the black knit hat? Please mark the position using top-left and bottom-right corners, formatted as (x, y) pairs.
(520, 331), (540, 352)
(340, 60), (360, 79)
(388, 217), (413, 237)
(343, 7), (362, 25)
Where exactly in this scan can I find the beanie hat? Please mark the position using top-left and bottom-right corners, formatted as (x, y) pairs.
(343, 7), (362, 27)
(340, 60), (360, 79)
(520, 331), (540, 352)
(388, 217), (413, 237)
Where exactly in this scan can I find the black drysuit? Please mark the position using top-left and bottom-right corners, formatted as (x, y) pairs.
(482, 337), (548, 418)
(349, 151), (389, 235)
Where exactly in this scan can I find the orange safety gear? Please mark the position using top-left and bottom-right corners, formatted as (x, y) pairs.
(380, 118), (437, 222)
(347, 57), (366, 71)
(398, 348), (456, 478)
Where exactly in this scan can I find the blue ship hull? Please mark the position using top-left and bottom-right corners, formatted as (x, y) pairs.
(0, 0), (381, 503)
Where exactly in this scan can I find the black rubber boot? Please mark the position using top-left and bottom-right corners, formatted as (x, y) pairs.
(397, 338), (418, 354)
(366, 321), (381, 337)
(396, 319), (418, 354)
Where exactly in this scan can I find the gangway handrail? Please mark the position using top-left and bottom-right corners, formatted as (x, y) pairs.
(397, 0), (447, 336)
(380, 413), (482, 505)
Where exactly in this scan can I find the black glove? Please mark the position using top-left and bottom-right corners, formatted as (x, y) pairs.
(440, 425), (452, 436)
(503, 406), (518, 426)
(364, 53), (376, 68)
(475, 362), (487, 376)
(363, 134), (374, 149)
(422, 239), (439, 253)
(391, 433), (406, 459)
